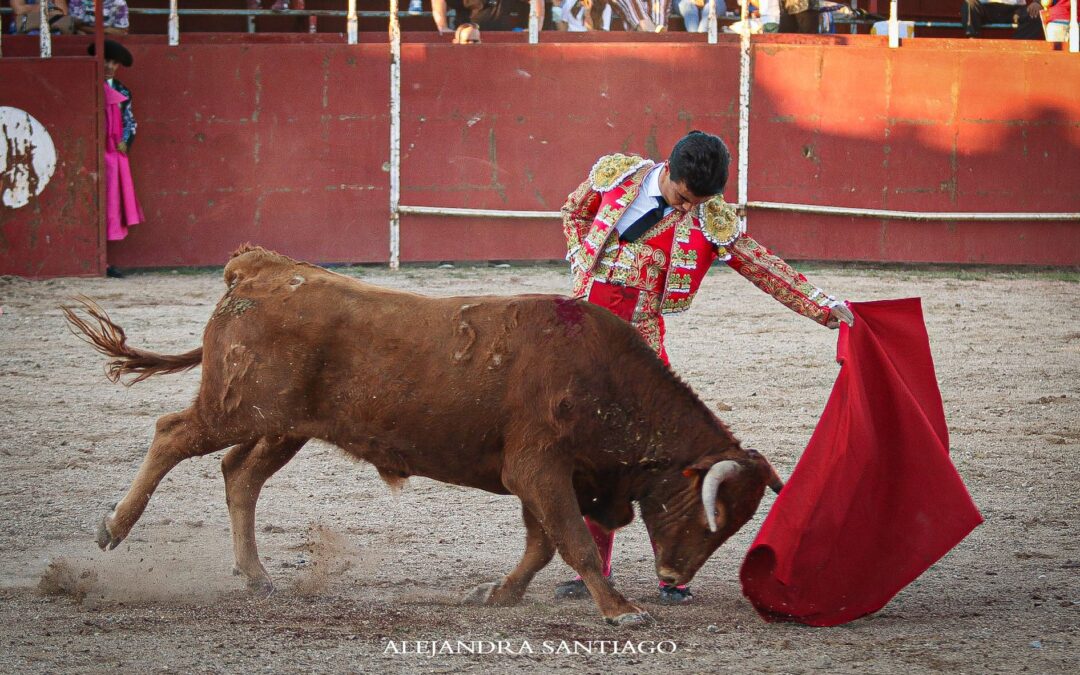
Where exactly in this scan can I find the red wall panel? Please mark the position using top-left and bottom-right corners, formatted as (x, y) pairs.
(104, 42), (392, 267)
(746, 37), (1080, 264)
(397, 42), (743, 262)
(0, 59), (102, 278)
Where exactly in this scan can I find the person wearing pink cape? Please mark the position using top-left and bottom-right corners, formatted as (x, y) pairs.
(89, 39), (144, 277)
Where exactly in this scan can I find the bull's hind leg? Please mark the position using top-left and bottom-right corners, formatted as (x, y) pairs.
(98, 408), (235, 551)
(221, 435), (307, 595)
(466, 504), (555, 606)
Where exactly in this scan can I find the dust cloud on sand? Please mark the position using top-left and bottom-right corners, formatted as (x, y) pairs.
(0, 264), (1076, 673)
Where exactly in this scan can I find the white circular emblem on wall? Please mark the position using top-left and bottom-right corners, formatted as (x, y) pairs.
(1, 106), (58, 209)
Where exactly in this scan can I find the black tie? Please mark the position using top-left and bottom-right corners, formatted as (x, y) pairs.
(620, 196), (669, 243)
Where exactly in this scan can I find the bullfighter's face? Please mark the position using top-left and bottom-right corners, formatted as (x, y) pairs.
(659, 165), (712, 215)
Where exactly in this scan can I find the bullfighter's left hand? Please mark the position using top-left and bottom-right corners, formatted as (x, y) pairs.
(117, 141), (129, 155)
(826, 302), (855, 329)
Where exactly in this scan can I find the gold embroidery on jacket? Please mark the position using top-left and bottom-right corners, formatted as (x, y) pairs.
(661, 296), (694, 313)
(671, 247), (698, 270)
(589, 154), (652, 192)
(699, 198), (741, 246)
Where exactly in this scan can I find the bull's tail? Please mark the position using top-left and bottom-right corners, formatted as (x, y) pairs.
(62, 296), (203, 385)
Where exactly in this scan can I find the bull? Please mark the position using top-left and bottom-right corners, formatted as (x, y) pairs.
(64, 246), (782, 626)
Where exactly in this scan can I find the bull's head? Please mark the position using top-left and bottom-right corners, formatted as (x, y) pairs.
(640, 449), (783, 587)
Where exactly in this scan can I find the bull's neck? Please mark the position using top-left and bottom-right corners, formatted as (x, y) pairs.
(611, 358), (737, 488)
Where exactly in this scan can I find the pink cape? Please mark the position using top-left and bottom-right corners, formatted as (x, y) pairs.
(739, 298), (982, 626)
(104, 83), (144, 241)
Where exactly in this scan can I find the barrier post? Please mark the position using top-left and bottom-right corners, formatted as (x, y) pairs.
(168, 0), (180, 46)
(39, 0), (52, 58)
(529, 0), (540, 43)
(707, 0), (718, 44)
(389, 0), (401, 268)
(736, 0), (751, 220)
(1070, 0), (1078, 53)
(347, 0), (358, 44)
(888, 0), (899, 48)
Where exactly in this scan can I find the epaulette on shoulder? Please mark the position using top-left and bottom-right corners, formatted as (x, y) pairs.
(698, 197), (743, 247)
(589, 154), (650, 193)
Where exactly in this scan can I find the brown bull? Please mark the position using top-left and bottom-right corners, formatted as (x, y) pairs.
(64, 246), (782, 626)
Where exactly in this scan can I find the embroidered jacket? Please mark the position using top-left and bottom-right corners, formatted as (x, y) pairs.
(562, 153), (838, 329)
(108, 79), (136, 147)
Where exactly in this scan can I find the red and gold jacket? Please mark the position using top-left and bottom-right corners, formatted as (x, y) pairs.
(562, 154), (838, 355)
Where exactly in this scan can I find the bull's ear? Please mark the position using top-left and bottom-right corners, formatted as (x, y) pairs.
(681, 457), (717, 478)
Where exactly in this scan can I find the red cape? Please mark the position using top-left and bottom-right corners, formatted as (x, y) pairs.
(740, 298), (982, 626)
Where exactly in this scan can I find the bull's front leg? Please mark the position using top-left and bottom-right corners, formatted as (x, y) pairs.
(507, 474), (651, 627)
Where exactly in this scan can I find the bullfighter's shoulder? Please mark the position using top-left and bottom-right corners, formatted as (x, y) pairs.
(589, 154), (652, 193)
(697, 197), (743, 247)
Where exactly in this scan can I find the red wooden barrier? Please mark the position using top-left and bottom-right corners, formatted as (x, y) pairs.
(0, 58), (102, 277)
(107, 42), (392, 267)
(747, 36), (1080, 265)
(1, 34), (1077, 275)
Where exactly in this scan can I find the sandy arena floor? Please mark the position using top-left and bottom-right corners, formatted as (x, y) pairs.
(0, 262), (1076, 673)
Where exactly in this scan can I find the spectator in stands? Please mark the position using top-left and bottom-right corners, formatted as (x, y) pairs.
(961, 0), (1044, 38)
(557, 0), (619, 30)
(779, 0), (819, 32)
(557, 0), (672, 31)
(68, 0), (131, 34)
(246, 0), (290, 11)
(721, 0), (782, 33)
(614, 0), (673, 30)
(453, 21), (483, 41)
(88, 39), (144, 278)
(1040, 0), (1072, 41)
(431, 0), (543, 32)
(9, 0), (76, 34)
(678, 0), (712, 32)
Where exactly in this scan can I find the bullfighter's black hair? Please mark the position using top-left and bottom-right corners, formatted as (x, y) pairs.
(667, 131), (731, 199)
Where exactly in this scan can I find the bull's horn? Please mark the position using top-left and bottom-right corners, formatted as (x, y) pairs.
(701, 460), (740, 533)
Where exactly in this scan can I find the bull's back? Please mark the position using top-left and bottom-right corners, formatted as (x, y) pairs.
(201, 249), (632, 482)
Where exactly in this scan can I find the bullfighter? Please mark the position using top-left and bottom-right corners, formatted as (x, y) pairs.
(558, 130), (854, 603)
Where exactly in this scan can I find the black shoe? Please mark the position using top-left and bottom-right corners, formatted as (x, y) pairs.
(554, 578), (589, 600)
(554, 575), (614, 601)
(106, 266), (126, 279)
(657, 583), (693, 604)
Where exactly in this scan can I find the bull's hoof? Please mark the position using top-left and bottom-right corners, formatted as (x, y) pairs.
(605, 611), (653, 627)
(247, 576), (275, 598)
(96, 505), (123, 551)
(231, 566), (275, 598)
(463, 582), (498, 605)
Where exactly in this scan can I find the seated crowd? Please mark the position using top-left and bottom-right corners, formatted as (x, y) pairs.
(6, 0), (1073, 41)
(8, 0), (131, 34)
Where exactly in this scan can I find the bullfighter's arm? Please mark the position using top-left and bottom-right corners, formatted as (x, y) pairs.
(725, 234), (847, 327)
(560, 176), (602, 277)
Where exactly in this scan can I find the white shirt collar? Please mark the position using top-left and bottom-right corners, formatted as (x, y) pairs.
(643, 163), (665, 200)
